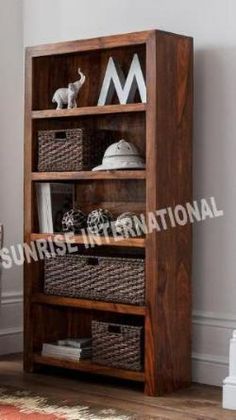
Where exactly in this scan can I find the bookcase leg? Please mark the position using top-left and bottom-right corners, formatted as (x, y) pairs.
(23, 361), (34, 373)
(144, 294), (159, 395)
(144, 372), (159, 396)
(24, 357), (41, 374)
(144, 382), (154, 396)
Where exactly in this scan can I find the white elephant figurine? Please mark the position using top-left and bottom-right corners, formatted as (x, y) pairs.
(52, 68), (86, 109)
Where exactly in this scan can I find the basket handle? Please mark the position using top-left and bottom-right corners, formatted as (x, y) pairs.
(55, 131), (67, 140)
(108, 325), (121, 334)
(86, 257), (99, 266)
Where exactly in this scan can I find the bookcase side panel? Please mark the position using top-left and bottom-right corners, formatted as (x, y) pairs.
(24, 49), (34, 371)
(145, 32), (159, 396)
(145, 31), (193, 395)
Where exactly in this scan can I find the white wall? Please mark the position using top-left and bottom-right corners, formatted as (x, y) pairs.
(0, 0), (23, 354)
(0, 0), (231, 384)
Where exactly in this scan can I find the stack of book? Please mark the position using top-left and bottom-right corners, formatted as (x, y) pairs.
(42, 338), (92, 361)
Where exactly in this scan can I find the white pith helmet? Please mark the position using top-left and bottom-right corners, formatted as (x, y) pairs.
(92, 139), (145, 171)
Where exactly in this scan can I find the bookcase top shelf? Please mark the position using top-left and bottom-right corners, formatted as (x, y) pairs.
(26, 30), (192, 58)
(32, 104), (146, 119)
(26, 30), (154, 58)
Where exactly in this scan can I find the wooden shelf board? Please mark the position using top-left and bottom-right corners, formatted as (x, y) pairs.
(31, 170), (146, 181)
(30, 233), (145, 248)
(33, 293), (146, 316)
(32, 103), (146, 119)
(33, 353), (145, 382)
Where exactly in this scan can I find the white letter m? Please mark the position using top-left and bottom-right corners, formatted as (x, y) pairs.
(98, 54), (147, 105)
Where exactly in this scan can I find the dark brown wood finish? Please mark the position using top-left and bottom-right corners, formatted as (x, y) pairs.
(32, 103), (146, 118)
(33, 293), (146, 316)
(27, 30), (152, 57)
(32, 112), (146, 171)
(24, 30), (193, 396)
(24, 48), (35, 373)
(31, 170), (146, 181)
(32, 45), (145, 110)
(33, 354), (145, 382)
(30, 233), (145, 248)
(145, 32), (193, 394)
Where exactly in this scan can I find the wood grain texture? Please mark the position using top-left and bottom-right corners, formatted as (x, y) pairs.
(144, 31), (193, 395)
(24, 29), (192, 395)
(24, 49), (35, 373)
(75, 178), (145, 217)
(31, 170), (146, 181)
(30, 233), (145, 248)
(32, 45), (146, 110)
(33, 354), (145, 382)
(33, 293), (146, 316)
(32, 103), (146, 119)
(145, 31), (159, 397)
(26, 31), (152, 57)
(32, 112), (146, 172)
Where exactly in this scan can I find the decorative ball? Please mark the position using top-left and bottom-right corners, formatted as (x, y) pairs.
(115, 212), (139, 237)
(87, 208), (114, 235)
(62, 209), (87, 233)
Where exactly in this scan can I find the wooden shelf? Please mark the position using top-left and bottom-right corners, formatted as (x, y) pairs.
(30, 233), (145, 248)
(33, 293), (146, 316)
(31, 170), (146, 181)
(33, 353), (145, 382)
(32, 103), (146, 119)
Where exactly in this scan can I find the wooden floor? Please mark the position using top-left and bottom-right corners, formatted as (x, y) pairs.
(0, 354), (234, 419)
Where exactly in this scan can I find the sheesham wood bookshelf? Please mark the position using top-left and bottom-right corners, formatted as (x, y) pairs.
(24, 30), (193, 396)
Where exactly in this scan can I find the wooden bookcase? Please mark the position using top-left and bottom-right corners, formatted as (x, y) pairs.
(24, 30), (193, 396)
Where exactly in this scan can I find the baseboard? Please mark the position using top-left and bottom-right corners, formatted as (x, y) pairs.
(192, 309), (234, 386)
(193, 310), (236, 330)
(1, 291), (23, 306)
(0, 327), (23, 355)
(0, 291), (23, 355)
(192, 352), (228, 386)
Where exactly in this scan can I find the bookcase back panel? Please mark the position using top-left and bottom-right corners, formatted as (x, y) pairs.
(32, 180), (145, 234)
(32, 44), (146, 110)
(32, 304), (144, 353)
(32, 113), (146, 171)
(75, 179), (145, 217)
(32, 305), (69, 352)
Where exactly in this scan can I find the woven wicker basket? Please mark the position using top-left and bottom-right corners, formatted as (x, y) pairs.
(44, 254), (145, 305)
(37, 128), (110, 172)
(92, 320), (143, 371)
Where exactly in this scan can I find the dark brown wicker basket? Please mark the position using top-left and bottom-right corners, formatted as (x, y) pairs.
(44, 254), (145, 305)
(92, 320), (143, 371)
(37, 128), (110, 172)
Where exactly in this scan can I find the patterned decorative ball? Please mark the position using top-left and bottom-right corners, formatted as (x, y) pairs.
(115, 212), (139, 237)
(62, 209), (87, 233)
(87, 208), (114, 235)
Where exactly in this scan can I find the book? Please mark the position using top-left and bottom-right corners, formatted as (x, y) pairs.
(57, 338), (92, 349)
(42, 342), (92, 361)
(36, 183), (75, 233)
(42, 353), (91, 362)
